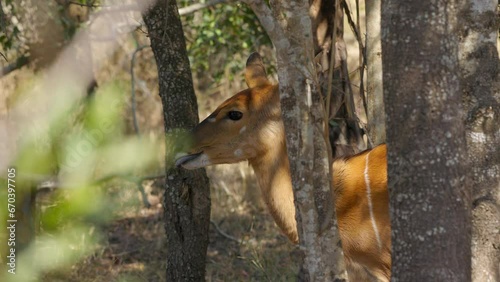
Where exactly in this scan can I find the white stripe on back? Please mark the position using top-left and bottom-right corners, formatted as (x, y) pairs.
(364, 151), (382, 250)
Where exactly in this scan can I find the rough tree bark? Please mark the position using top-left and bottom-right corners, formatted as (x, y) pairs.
(382, 0), (471, 281)
(458, 1), (500, 281)
(365, 0), (385, 145)
(243, 0), (347, 280)
(143, 1), (211, 280)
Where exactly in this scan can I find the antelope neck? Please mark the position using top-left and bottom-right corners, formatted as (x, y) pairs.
(249, 141), (299, 243)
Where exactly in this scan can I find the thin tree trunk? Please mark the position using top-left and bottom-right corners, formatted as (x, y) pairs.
(458, 1), (500, 281)
(365, 0), (385, 146)
(381, 0), (471, 280)
(143, 1), (211, 280)
(243, 0), (347, 280)
(275, 22), (346, 282)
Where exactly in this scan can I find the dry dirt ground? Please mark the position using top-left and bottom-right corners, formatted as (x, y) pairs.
(40, 169), (301, 282)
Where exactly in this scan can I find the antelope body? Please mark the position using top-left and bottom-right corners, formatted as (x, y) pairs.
(175, 53), (391, 281)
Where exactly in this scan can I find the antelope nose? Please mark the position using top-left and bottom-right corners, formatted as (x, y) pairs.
(174, 152), (203, 168)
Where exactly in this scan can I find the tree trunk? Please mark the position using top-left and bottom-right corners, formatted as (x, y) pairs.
(243, 0), (347, 280)
(382, 1), (471, 281)
(365, 0), (385, 145)
(143, 1), (211, 281)
(458, 1), (500, 281)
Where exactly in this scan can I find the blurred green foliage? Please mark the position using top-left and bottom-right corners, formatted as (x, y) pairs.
(0, 80), (160, 281)
(0, 0), (20, 56)
(180, 1), (272, 81)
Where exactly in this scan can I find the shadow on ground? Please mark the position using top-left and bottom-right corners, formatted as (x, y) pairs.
(42, 167), (300, 281)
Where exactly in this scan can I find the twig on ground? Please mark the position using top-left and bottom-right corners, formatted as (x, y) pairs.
(210, 220), (243, 244)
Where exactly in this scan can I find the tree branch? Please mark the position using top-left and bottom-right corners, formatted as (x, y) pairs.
(341, 1), (364, 51)
(210, 220), (243, 244)
(85, 0), (228, 20)
(130, 44), (150, 135)
(0, 55), (30, 77)
(178, 0), (228, 16)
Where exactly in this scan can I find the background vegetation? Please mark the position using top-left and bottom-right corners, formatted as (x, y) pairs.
(0, 0), (380, 281)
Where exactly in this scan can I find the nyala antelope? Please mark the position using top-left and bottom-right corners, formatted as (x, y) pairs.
(175, 53), (391, 281)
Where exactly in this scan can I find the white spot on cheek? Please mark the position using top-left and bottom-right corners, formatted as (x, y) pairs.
(234, 149), (243, 157)
(208, 118), (216, 123)
(239, 126), (246, 134)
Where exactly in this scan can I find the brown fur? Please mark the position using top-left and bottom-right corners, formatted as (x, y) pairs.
(178, 53), (391, 281)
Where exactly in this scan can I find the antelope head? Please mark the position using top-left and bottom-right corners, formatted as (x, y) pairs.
(175, 53), (284, 170)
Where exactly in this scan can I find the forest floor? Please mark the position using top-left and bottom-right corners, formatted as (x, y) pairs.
(41, 166), (301, 282)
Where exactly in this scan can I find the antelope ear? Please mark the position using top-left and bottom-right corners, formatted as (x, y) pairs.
(245, 52), (270, 88)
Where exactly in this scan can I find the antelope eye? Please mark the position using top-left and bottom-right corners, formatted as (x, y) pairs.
(227, 111), (243, 121)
